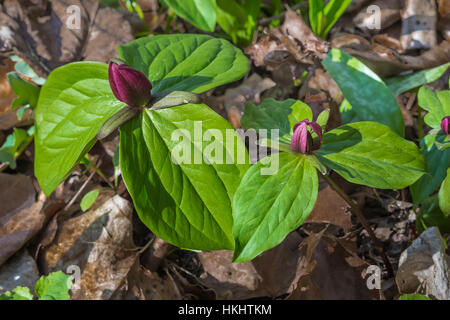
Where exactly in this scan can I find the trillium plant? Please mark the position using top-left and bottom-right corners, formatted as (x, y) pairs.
(34, 34), (426, 265)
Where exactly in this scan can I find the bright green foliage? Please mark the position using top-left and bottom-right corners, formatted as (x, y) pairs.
(34, 62), (125, 195)
(216, 0), (261, 46)
(35, 271), (72, 300)
(0, 271), (72, 300)
(411, 134), (450, 205)
(418, 86), (450, 129)
(120, 105), (249, 251)
(117, 34), (249, 94)
(323, 48), (405, 136)
(164, 0), (217, 32)
(80, 189), (100, 212)
(232, 152), (318, 262)
(439, 169), (450, 216)
(0, 287), (34, 300)
(399, 294), (432, 300)
(241, 98), (312, 139)
(386, 63), (450, 97)
(0, 127), (33, 169)
(234, 100), (425, 262)
(315, 122), (425, 189)
(7, 72), (40, 110)
(308, 0), (352, 39)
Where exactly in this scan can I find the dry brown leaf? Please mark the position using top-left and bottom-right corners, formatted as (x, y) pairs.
(305, 186), (352, 233)
(438, 0), (450, 17)
(346, 40), (450, 77)
(0, 0), (137, 77)
(198, 250), (262, 300)
(39, 192), (138, 300)
(111, 262), (183, 300)
(224, 73), (275, 120)
(0, 173), (62, 267)
(288, 231), (379, 300)
(197, 232), (306, 299)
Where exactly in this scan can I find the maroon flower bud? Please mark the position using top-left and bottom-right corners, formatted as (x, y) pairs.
(108, 61), (152, 108)
(442, 116), (450, 135)
(291, 120), (322, 154)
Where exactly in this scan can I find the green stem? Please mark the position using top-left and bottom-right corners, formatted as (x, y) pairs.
(319, 171), (394, 277)
(417, 106), (424, 141)
(0, 133), (34, 173)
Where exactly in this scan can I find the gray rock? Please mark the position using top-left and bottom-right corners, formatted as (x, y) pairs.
(0, 249), (40, 295)
(396, 227), (450, 300)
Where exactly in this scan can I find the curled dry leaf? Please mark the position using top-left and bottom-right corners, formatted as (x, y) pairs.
(0, 0), (137, 77)
(288, 230), (379, 300)
(246, 8), (329, 72)
(197, 233), (312, 299)
(39, 192), (138, 300)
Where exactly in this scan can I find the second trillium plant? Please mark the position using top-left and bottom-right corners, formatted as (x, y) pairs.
(234, 99), (426, 261)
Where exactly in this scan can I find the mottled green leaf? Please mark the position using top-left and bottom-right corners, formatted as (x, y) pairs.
(386, 63), (450, 97)
(323, 49), (404, 136)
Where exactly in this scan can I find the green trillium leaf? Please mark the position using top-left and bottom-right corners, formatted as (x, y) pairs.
(117, 34), (249, 94)
(315, 122), (425, 189)
(120, 104), (250, 251)
(35, 62), (125, 195)
(323, 48), (405, 136)
(232, 152), (318, 262)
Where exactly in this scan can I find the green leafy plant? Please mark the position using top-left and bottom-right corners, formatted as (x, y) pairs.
(160, 0), (261, 46)
(34, 34), (249, 252)
(399, 294), (432, 300)
(234, 99), (426, 262)
(409, 83), (450, 232)
(0, 271), (72, 300)
(308, 0), (351, 39)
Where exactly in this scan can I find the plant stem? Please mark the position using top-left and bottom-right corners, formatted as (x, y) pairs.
(83, 155), (115, 190)
(0, 133), (34, 173)
(417, 106), (424, 141)
(318, 171), (394, 277)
